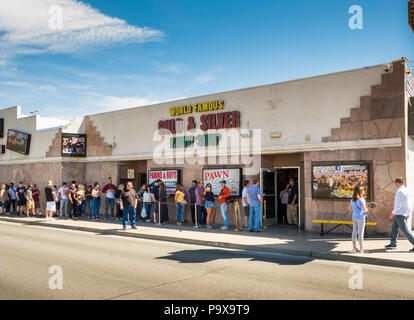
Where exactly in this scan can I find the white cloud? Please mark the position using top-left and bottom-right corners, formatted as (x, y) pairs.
(0, 0), (163, 57)
(155, 63), (189, 74)
(196, 74), (215, 84)
(195, 66), (223, 84)
(39, 85), (57, 91)
(2, 81), (28, 87)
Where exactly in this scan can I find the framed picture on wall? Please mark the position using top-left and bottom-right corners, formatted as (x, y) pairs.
(6, 129), (31, 155)
(61, 133), (87, 157)
(311, 161), (372, 200)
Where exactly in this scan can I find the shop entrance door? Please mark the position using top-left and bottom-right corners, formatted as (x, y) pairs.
(119, 170), (146, 191)
(260, 168), (276, 225)
(260, 167), (301, 229)
(275, 167), (300, 228)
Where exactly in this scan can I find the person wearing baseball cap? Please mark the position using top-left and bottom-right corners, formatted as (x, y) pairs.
(219, 180), (231, 230)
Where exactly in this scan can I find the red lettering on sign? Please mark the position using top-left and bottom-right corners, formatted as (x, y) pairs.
(204, 170), (232, 182)
(232, 111), (240, 128)
(187, 117), (196, 131)
(217, 113), (224, 129)
(200, 115), (208, 131)
(176, 119), (184, 134)
(224, 112), (231, 129)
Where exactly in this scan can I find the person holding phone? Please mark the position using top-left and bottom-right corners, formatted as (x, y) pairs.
(349, 186), (369, 253)
(204, 183), (217, 229)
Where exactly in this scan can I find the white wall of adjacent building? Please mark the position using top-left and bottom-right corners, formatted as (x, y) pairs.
(0, 106), (60, 161)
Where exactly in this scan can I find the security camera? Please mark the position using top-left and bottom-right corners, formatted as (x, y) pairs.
(384, 65), (391, 72)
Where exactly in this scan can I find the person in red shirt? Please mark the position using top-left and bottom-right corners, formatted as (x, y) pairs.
(102, 177), (118, 219)
(32, 184), (41, 217)
(219, 180), (231, 230)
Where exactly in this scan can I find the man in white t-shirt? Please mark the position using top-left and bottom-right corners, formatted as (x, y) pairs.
(45, 180), (57, 222)
(58, 182), (69, 217)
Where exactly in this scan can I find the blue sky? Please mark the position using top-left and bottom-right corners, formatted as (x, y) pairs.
(0, 0), (413, 122)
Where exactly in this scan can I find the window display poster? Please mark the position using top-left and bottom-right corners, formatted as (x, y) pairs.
(127, 169), (135, 179)
(62, 134), (87, 157)
(203, 168), (242, 196)
(148, 169), (180, 194)
(312, 163), (370, 199)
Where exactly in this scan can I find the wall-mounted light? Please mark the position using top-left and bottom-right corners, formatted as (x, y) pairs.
(240, 129), (252, 138)
(107, 136), (117, 149)
(305, 135), (311, 142)
(269, 132), (281, 139)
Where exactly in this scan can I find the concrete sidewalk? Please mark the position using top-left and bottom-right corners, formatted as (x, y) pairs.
(1, 215), (413, 269)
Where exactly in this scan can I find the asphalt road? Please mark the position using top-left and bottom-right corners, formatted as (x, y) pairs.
(1, 221), (414, 300)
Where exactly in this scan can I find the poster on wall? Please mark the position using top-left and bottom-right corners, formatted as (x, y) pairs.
(312, 162), (370, 200)
(6, 129), (31, 155)
(127, 169), (135, 179)
(61, 133), (87, 157)
(148, 169), (181, 194)
(203, 168), (242, 196)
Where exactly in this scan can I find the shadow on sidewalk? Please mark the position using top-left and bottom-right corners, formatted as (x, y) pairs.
(156, 248), (313, 266)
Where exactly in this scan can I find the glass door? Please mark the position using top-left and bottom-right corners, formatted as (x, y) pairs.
(260, 168), (276, 225)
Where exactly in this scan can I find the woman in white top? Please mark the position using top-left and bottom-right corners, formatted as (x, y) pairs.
(143, 185), (153, 223)
(91, 183), (101, 220)
(348, 186), (369, 253)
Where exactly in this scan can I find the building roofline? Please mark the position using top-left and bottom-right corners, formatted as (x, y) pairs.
(87, 60), (396, 118)
(1, 59), (402, 119)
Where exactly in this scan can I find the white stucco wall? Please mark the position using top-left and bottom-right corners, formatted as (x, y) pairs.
(0, 106), (59, 161)
(0, 62), (391, 162)
(88, 63), (387, 157)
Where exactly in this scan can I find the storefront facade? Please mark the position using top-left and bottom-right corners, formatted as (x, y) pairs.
(1, 58), (413, 234)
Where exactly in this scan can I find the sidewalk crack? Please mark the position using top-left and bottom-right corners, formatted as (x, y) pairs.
(104, 266), (227, 300)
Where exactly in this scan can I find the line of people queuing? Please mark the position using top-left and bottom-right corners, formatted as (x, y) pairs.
(0, 182), (42, 217)
(181, 178), (263, 232)
(0, 176), (264, 232)
(2, 175), (413, 253)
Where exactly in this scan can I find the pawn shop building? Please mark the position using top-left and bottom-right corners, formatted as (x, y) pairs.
(0, 58), (413, 235)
